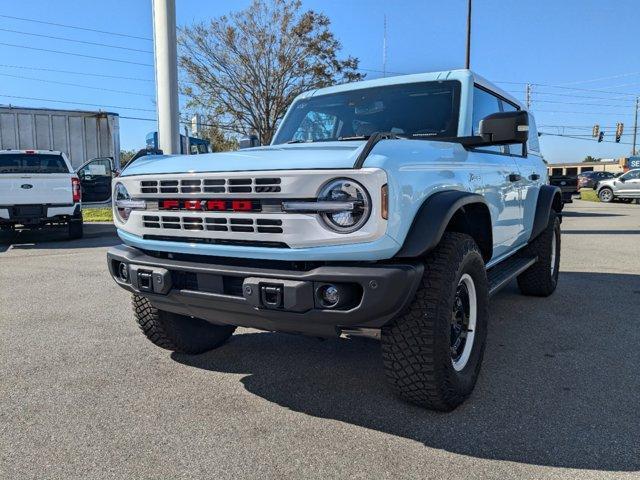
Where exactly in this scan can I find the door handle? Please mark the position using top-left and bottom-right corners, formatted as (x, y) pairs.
(529, 173), (540, 181)
(508, 173), (522, 182)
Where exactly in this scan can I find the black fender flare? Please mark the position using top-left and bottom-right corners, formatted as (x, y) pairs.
(529, 185), (562, 241)
(395, 191), (492, 260)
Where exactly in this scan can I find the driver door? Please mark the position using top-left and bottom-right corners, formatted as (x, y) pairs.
(618, 170), (640, 196)
(77, 157), (115, 204)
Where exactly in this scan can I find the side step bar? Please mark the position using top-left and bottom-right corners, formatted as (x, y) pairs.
(487, 256), (537, 296)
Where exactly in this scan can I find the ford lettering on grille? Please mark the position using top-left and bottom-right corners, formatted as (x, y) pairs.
(159, 199), (260, 212)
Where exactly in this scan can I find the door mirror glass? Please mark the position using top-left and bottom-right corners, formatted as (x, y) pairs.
(478, 111), (529, 146)
(77, 157), (114, 203)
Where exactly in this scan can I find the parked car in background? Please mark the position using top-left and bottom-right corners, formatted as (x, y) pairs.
(0, 150), (117, 237)
(577, 170), (616, 189)
(549, 173), (578, 203)
(596, 169), (640, 202)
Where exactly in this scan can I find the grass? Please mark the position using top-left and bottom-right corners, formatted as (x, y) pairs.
(578, 189), (599, 202)
(83, 207), (113, 222)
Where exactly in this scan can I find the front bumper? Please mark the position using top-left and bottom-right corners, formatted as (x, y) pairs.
(107, 245), (423, 337)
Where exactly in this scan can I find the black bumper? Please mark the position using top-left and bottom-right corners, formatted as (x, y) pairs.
(107, 245), (423, 337)
(0, 204), (80, 227)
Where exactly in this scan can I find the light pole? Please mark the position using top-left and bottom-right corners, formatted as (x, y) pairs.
(633, 97), (638, 156)
(152, 0), (180, 154)
(465, 0), (472, 69)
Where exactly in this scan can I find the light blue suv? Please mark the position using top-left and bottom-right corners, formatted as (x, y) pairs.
(108, 69), (562, 411)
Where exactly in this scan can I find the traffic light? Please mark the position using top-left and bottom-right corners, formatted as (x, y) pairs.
(615, 122), (624, 143)
(598, 131), (604, 143)
(592, 124), (600, 138)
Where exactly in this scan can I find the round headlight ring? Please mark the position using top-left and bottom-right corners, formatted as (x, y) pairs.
(319, 178), (371, 234)
(114, 182), (132, 223)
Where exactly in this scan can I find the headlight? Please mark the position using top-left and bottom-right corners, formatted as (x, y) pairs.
(114, 182), (145, 223)
(319, 178), (371, 233)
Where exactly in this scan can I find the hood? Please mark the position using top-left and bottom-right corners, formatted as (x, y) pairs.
(121, 142), (366, 176)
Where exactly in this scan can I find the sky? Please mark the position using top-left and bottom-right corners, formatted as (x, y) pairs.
(1, 0), (639, 163)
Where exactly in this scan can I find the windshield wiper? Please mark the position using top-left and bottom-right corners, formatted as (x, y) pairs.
(286, 139), (312, 144)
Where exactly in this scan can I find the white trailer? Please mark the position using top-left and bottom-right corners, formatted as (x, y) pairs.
(0, 105), (120, 170)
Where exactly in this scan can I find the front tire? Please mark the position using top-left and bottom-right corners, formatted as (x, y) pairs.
(598, 188), (614, 203)
(381, 233), (489, 411)
(517, 213), (561, 296)
(132, 294), (235, 354)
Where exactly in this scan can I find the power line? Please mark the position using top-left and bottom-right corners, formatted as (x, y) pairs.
(0, 72), (153, 97)
(0, 14), (152, 41)
(552, 71), (640, 87)
(0, 63), (154, 82)
(531, 99), (635, 108)
(0, 42), (153, 67)
(539, 131), (632, 145)
(0, 27), (154, 54)
(0, 94), (155, 112)
(534, 109), (636, 116)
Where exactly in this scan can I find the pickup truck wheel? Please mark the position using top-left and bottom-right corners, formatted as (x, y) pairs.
(381, 233), (489, 411)
(68, 219), (83, 239)
(132, 294), (235, 354)
(517, 213), (560, 297)
(598, 188), (614, 203)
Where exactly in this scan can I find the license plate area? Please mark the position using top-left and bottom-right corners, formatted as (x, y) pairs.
(12, 205), (45, 218)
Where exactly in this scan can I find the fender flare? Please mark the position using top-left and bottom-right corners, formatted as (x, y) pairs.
(395, 191), (492, 260)
(529, 185), (562, 241)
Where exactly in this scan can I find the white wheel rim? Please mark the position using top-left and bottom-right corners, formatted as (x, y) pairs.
(550, 230), (557, 276)
(451, 273), (477, 372)
(601, 190), (612, 201)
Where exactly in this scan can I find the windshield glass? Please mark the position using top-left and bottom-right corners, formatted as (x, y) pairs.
(272, 80), (461, 144)
(0, 154), (69, 174)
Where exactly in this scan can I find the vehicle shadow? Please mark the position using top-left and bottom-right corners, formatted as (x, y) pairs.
(0, 223), (119, 251)
(562, 211), (625, 218)
(172, 271), (640, 472)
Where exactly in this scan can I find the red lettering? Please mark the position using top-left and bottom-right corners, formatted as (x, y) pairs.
(206, 200), (227, 211)
(184, 200), (201, 210)
(232, 200), (252, 211)
(161, 199), (180, 210)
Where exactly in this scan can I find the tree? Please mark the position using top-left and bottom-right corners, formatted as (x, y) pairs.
(198, 117), (239, 152)
(583, 156), (601, 162)
(178, 0), (364, 145)
(120, 149), (137, 167)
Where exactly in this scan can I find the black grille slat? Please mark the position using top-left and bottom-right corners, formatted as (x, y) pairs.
(255, 186), (281, 193)
(203, 187), (225, 193)
(256, 219), (282, 226)
(141, 187), (158, 193)
(203, 179), (225, 185)
(206, 225), (229, 231)
(230, 226), (254, 232)
(255, 178), (281, 185)
(257, 227), (283, 234)
(230, 218), (253, 225)
(228, 186), (252, 193)
(228, 178), (251, 185)
(181, 179), (201, 186)
(180, 186), (201, 193)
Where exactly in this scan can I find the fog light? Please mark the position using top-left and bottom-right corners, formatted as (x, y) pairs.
(118, 262), (129, 282)
(318, 284), (340, 308)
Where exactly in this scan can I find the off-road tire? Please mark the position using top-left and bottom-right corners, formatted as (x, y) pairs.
(381, 233), (489, 411)
(132, 294), (235, 354)
(68, 219), (83, 239)
(598, 188), (614, 203)
(517, 213), (560, 297)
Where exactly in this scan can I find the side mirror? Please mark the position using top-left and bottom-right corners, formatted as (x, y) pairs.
(479, 111), (529, 145)
(239, 135), (260, 149)
(619, 177), (626, 182)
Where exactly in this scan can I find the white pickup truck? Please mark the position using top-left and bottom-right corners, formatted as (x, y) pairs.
(0, 149), (84, 239)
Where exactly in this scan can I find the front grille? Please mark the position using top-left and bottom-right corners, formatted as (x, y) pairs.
(142, 215), (283, 234)
(139, 177), (282, 194)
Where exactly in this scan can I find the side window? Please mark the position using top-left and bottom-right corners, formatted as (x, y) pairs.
(293, 111), (338, 142)
(472, 87), (503, 153)
(622, 170), (640, 180)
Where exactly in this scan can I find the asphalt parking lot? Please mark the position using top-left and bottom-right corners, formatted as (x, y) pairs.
(1, 200), (639, 480)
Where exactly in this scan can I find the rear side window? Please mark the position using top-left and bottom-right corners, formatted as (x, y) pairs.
(0, 154), (69, 174)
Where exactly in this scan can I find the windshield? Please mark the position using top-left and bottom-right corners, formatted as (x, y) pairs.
(272, 80), (461, 145)
(0, 153), (69, 174)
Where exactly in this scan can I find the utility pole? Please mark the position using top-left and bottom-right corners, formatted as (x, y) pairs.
(633, 97), (639, 156)
(382, 15), (387, 77)
(525, 83), (532, 109)
(152, 0), (180, 154)
(465, 0), (472, 69)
